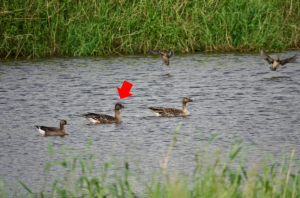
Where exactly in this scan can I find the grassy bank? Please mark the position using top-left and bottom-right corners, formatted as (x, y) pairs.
(1, 124), (299, 198)
(0, 0), (299, 58)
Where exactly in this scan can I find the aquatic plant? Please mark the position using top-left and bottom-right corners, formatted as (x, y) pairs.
(0, 123), (299, 198)
(0, 0), (299, 58)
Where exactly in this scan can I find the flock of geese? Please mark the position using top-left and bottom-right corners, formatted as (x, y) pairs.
(35, 49), (297, 137)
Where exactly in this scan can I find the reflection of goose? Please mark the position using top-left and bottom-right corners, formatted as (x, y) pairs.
(148, 49), (174, 66)
(264, 76), (292, 81)
(260, 49), (297, 71)
(35, 120), (70, 136)
(82, 103), (126, 124)
(148, 97), (194, 117)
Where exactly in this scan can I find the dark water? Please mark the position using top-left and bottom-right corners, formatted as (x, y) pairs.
(0, 51), (299, 193)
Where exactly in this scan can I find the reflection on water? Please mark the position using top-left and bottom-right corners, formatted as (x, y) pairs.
(163, 73), (172, 77)
(264, 76), (292, 81)
(0, 50), (299, 193)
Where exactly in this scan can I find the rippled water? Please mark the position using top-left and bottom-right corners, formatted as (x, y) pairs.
(0, 51), (299, 193)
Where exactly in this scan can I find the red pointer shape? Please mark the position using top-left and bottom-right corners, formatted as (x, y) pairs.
(117, 81), (133, 99)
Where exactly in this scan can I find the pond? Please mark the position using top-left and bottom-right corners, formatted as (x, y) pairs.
(0, 50), (299, 193)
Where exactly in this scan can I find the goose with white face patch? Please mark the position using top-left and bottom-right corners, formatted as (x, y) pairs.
(82, 103), (126, 124)
(148, 97), (194, 117)
(35, 120), (70, 136)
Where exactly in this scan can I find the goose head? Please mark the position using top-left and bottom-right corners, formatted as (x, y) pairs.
(115, 103), (126, 110)
(183, 97), (194, 103)
(60, 120), (70, 125)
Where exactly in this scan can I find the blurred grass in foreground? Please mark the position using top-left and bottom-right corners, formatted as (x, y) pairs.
(0, 123), (299, 198)
(0, 0), (299, 58)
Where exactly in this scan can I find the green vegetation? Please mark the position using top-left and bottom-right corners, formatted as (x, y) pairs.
(0, 0), (299, 58)
(1, 124), (299, 198)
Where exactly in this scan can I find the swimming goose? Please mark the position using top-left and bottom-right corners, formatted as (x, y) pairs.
(148, 49), (174, 66)
(35, 120), (70, 136)
(148, 97), (194, 117)
(82, 103), (126, 124)
(260, 49), (297, 71)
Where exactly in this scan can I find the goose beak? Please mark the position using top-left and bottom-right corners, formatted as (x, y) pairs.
(123, 106), (127, 108)
(66, 122), (70, 125)
(189, 99), (194, 102)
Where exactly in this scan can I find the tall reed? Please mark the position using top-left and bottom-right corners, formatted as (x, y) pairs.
(1, 0), (299, 58)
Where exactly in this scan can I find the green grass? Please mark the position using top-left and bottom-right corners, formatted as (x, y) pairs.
(1, 123), (300, 198)
(0, 0), (299, 58)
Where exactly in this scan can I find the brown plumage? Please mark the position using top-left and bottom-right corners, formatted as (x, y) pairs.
(35, 120), (70, 136)
(148, 49), (174, 66)
(260, 49), (297, 71)
(148, 97), (194, 117)
(82, 103), (126, 124)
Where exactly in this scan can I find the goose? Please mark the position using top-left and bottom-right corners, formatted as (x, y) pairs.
(260, 49), (297, 71)
(148, 49), (174, 66)
(35, 120), (70, 136)
(148, 97), (194, 117)
(82, 103), (126, 124)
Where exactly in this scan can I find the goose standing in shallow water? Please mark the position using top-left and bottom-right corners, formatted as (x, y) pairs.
(82, 103), (126, 124)
(35, 120), (70, 136)
(260, 49), (297, 71)
(148, 97), (194, 117)
(148, 49), (174, 66)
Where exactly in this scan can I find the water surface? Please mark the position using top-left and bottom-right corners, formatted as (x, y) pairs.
(0, 51), (300, 193)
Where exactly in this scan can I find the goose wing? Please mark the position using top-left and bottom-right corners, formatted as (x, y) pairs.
(82, 113), (117, 123)
(280, 54), (297, 65)
(260, 49), (274, 64)
(36, 126), (59, 132)
(148, 107), (183, 117)
(167, 49), (174, 58)
(35, 126), (65, 136)
(148, 50), (161, 55)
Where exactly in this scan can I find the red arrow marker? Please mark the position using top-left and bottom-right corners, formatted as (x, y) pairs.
(117, 81), (133, 99)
